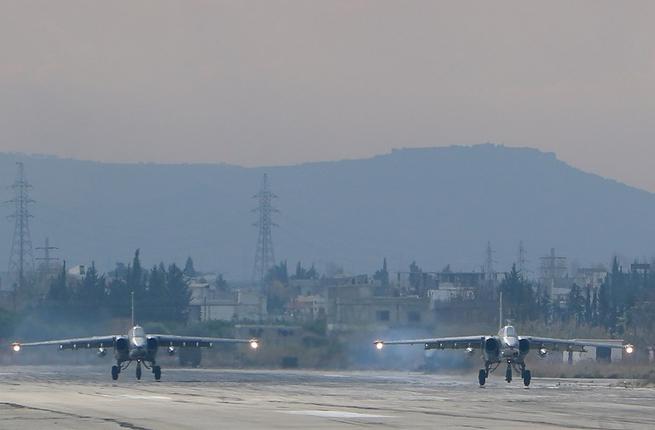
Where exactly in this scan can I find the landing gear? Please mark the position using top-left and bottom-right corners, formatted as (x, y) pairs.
(478, 369), (487, 386)
(111, 365), (120, 381)
(136, 361), (142, 380)
(523, 369), (531, 387)
(517, 362), (531, 387)
(479, 361), (498, 386)
(505, 364), (512, 383)
(153, 365), (161, 381)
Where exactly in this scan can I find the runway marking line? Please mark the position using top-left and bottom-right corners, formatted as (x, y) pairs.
(95, 394), (172, 401)
(282, 410), (394, 419)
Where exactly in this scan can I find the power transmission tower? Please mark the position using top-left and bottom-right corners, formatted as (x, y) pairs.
(252, 174), (277, 285)
(36, 237), (59, 276)
(484, 241), (496, 282)
(517, 241), (528, 278)
(539, 247), (567, 298)
(7, 162), (35, 291)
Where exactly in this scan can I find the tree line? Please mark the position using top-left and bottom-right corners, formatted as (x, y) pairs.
(40, 249), (191, 324)
(497, 258), (655, 344)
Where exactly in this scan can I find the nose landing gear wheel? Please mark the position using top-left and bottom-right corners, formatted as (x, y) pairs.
(523, 369), (531, 387)
(111, 365), (119, 381)
(505, 365), (512, 383)
(136, 362), (142, 380)
(153, 366), (161, 381)
(478, 369), (487, 386)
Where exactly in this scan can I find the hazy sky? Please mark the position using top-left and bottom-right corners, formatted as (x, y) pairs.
(1, 1), (654, 190)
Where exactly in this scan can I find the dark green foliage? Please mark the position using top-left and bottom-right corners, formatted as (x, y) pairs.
(46, 262), (69, 304)
(0, 309), (17, 340)
(266, 261), (288, 284)
(565, 283), (586, 325)
(183, 257), (197, 277)
(409, 261), (422, 293)
(70, 262), (108, 318)
(35, 250), (191, 326)
(373, 258), (389, 287)
(215, 274), (229, 291)
(292, 261), (318, 280)
(266, 261), (292, 314)
(166, 263), (191, 322)
(499, 264), (538, 322)
(128, 249), (147, 316)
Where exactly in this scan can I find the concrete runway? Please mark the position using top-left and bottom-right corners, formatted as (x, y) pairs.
(1, 366), (654, 429)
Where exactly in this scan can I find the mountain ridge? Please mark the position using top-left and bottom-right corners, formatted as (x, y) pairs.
(0, 144), (653, 281)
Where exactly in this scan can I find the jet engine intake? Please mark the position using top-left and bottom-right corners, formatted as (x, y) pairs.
(484, 338), (500, 361)
(115, 337), (129, 352)
(147, 337), (158, 351)
(519, 338), (530, 356)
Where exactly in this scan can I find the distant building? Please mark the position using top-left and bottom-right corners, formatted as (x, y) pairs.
(569, 339), (627, 363)
(630, 263), (650, 275)
(67, 264), (87, 280)
(573, 267), (608, 291)
(188, 281), (267, 322)
(326, 281), (431, 331)
(288, 294), (326, 321)
(288, 278), (323, 296)
(539, 248), (572, 306)
(426, 271), (485, 303)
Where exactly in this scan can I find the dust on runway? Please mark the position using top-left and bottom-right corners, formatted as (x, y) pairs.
(1, 366), (654, 429)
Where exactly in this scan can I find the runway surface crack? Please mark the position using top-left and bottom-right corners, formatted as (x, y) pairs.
(0, 402), (152, 430)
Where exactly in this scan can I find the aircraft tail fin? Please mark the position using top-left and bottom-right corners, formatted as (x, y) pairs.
(131, 291), (135, 327)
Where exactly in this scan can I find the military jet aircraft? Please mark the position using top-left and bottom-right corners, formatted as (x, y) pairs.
(11, 326), (259, 381)
(374, 296), (633, 386)
(11, 295), (259, 381)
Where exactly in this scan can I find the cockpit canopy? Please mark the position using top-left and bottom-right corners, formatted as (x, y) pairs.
(500, 325), (517, 337)
(131, 326), (145, 338)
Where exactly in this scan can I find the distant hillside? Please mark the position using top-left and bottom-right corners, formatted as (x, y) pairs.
(1, 144), (654, 280)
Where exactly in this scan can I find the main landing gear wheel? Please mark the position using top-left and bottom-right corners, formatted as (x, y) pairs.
(111, 365), (119, 381)
(523, 369), (531, 387)
(505, 365), (512, 383)
(136, 362), (142, 380)
(478, 369), (487, 386)
(153, 365), (161, 381)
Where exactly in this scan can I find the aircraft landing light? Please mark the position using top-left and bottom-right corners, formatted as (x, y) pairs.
(250, 340), (259, 350)
(12, 343), (21, 352)
(625, 344), (634, 354)
(375, 341), (384, 350)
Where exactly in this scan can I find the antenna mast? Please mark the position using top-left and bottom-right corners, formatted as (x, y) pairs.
(499, 291), (503, 329)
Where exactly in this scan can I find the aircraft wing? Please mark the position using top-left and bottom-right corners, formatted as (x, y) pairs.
(12, 336), (118, 351)
(375, 335), (487, 350)
(152, 335), (259, 349)
(519, 336), (628, 352)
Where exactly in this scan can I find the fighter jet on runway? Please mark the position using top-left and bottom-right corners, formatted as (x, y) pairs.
(374, 296), (633, 386)
(11, 295), (259, 381)
(11, 326), (259, 381)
